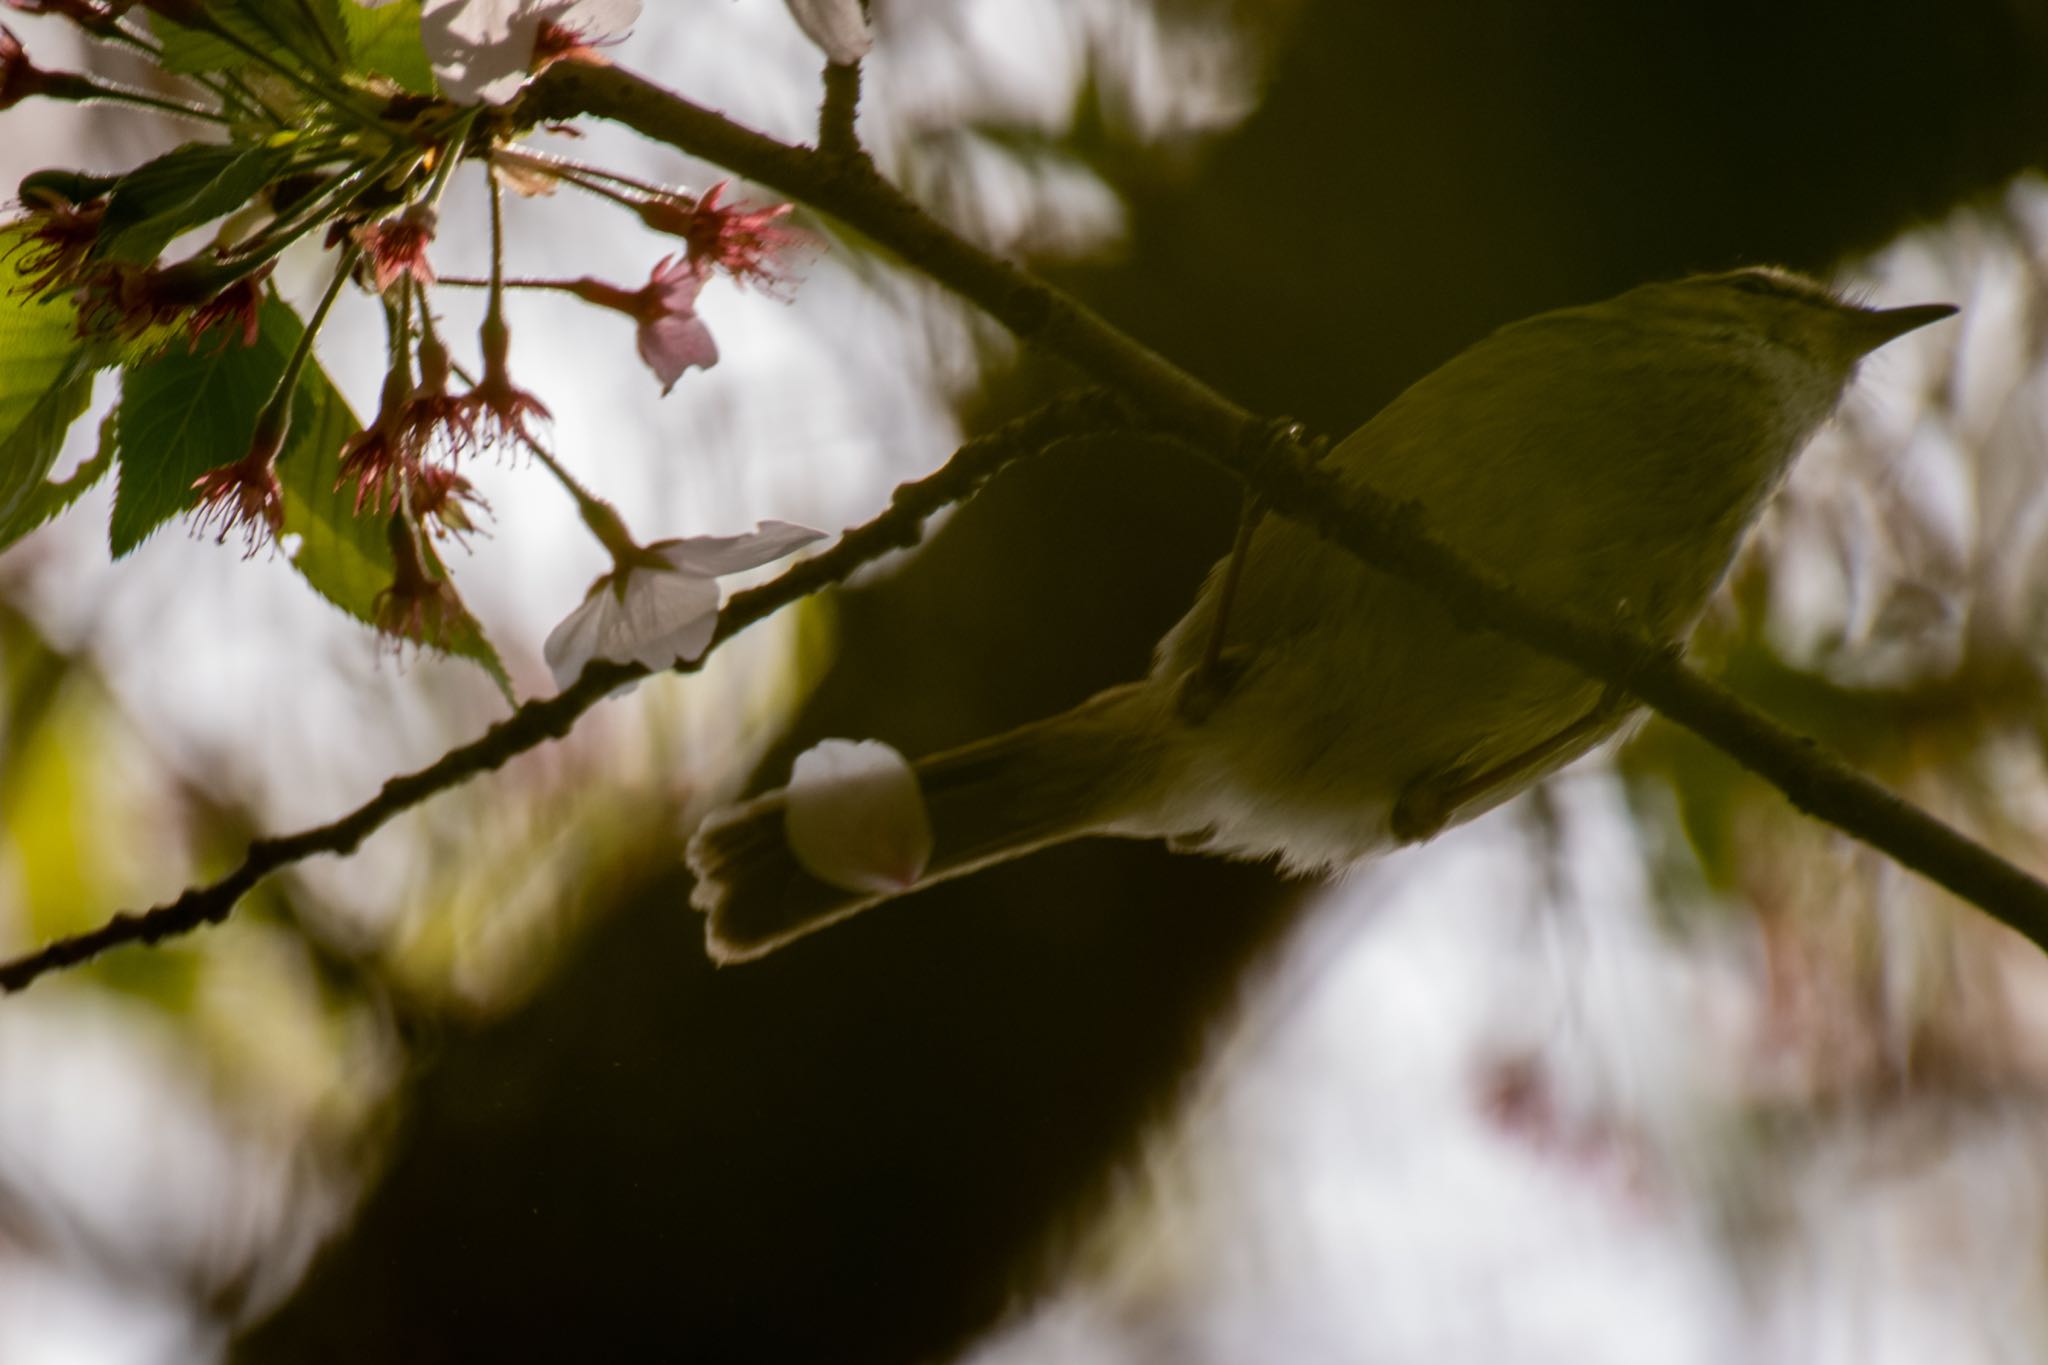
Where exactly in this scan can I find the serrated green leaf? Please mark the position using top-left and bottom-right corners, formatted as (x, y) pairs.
(152, 0), (349, 77)
(150, 13), (248, 74)
(453, 622), (515, 703)
(0, 224), (103, 536)
(115, 294), (512, 693)
(0, 356), (98, 541)
(0, 407), (116, 552)
(113, 316), (283, 555)
(415, 532), (515, 702)
(97, 142), (292, 265)
(243, 0), (350, 68)
(341, 0), (434, 94)
(97, 143), (239, 245)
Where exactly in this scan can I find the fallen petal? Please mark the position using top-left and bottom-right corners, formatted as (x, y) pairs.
(784, 739), (932, 894)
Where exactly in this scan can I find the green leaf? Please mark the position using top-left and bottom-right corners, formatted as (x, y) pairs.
(0, 408), (116, 551)
(0, 224), (104, 539)
(114, 294), (514, 694)
(96, 142), (292, 264)
(416, 534), (516, 703)
(97, 143), (239, 243)
(112, 312), (283, 555)
(0, 355), (98, 545)
(341, 0), (434, 94)
(150, 14), (248, 74)
(152, 0), (349, 76)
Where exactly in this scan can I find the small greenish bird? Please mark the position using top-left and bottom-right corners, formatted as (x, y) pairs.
(689, 267), (1956, 960)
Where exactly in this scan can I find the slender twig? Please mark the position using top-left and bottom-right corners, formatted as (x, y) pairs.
(0, 394), (1137, 992)
(518, 66), (1249, 452)
(1201, 426), (2048, 948)
(818, 61), (863, 159)
(431, 276), (585, 292)
(509, 64), (2048, 951)
(8, 65), (2047, 990)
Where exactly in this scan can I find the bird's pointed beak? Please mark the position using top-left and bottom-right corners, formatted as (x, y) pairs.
(1856, 301), (1958, 349)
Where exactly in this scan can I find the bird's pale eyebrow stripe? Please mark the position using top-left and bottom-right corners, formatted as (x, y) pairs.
(1720, 270), (1841, 307)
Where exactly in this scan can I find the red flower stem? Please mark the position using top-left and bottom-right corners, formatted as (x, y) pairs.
(420, 276), (600, 293)
(410, 276), (449, 360)
(440, 274), (639, 312)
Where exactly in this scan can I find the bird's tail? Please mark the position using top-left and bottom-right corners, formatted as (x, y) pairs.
(688, 682), (1168, 962)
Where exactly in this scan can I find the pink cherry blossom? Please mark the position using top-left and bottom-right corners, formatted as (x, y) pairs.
(634, 182), (804, 293)
(564, 256), (717, 395)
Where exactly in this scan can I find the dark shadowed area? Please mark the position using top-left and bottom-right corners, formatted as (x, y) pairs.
(235, 2), (2048, 1360)
(1, 0), (2045, 1361)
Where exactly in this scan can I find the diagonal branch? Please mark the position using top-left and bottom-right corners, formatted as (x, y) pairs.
(8, 64), (2045, 992)
(0, 393), (1137, 993)
(515, 64), (2048, 949)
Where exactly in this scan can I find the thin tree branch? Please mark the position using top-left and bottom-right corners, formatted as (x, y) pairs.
(1203, 427), (2048, 947)
(0, 394), (1136, 993)
(9, 63), (2045, 991)
(514, 64), (2048, 950)
(818, 60), (863, 159)
(517, 65), (1253, 454)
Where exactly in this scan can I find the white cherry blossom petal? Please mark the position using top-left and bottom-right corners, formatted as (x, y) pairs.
(607, 564), (722, 669)
(653, 521), (824, 576)
(784, 740), (931, 894)
(785, 0), (872, 65)
(422, 0), (642, 105)
(542, 566), (720, 690)
(544, 519), (820, 691)
(541, 578), (616, 688)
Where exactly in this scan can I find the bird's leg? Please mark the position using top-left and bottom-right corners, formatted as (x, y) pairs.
(1391, 686), (1635, 843)
(1176, 491), (1264, 723)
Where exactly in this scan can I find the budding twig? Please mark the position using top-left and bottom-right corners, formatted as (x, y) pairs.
(818, 60), (863, 160)
(6, 63), (2044, 990)
(0, 393), (1138, 992)
(511, 63), (2048, 954)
